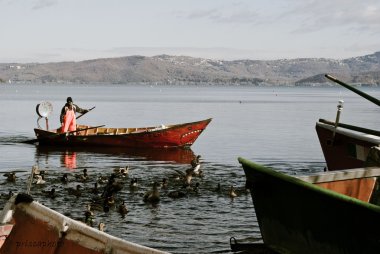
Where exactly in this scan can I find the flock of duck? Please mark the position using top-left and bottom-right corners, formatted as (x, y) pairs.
(1, 154), (246, 232)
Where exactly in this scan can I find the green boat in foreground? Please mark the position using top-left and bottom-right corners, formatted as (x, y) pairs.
(239, 157), (380, 254)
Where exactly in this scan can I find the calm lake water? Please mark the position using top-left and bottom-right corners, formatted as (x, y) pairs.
(0, 83), (379, 253)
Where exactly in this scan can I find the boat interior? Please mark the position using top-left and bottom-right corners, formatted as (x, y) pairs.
(53, 124), (169, 136)
(298, 166), (380, 205)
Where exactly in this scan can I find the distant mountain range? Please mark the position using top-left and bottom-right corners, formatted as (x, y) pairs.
(1, 52), (379, 86)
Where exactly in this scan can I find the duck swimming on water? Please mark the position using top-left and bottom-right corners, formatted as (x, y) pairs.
(171, 168), (193, 187)
(184, 169), (193, 187)
(32, 165), (40, 176)
(160, 178), (168, 189)
(67, 185), (82, 198)
(114, 166), (129, 177)
(84, 204), (94, 226)
(97, 175), (108, 184)
(129, 178), (138, 191)
(4, 172), (16, 183)
(143, 181), (160, 203)
(167, 190), (187, 199)
(102, 174), (124, 198)
(105, 195), (115, 207)
(118, 201), (129, 216)
(5, 190), (14, 199)
(43, 188), (57, 199)
(91, 182), (99, 194)
(60, 173), (69, 184)
(229, 185), (238, 198)
(190, 155), (201, 175)
(76, 168), (88, 182)
(34, 175), (46, 185)
(32, 165), (46, 178)
(1, 190), (14, 201)
(190, 182), (200, 193)
(98, 222), (105, 232)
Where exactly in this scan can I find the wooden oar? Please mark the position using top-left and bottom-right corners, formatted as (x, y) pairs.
(76, 106), (95, 120)
(63, 125), (105, 135)
(325, 74), (380, 107)
(22, 125), (105, 144)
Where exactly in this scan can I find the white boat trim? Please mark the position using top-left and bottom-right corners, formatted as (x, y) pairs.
(298, 166), (380, 184)
(316, 122), (380, 145)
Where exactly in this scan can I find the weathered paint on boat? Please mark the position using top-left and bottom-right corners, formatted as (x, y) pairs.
(0, 194), (169, 254)
(239, 157), (380, 254)
(34, 118), (212, 148)
(297, 166), (380, 202)
(316, 120), (380, 170)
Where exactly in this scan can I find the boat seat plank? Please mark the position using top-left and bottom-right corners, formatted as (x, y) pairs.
(97, 128), (107, 133)
(85, 128), (97, 135)
(117, 128), (128, 134)
(298, 167), (380, 183)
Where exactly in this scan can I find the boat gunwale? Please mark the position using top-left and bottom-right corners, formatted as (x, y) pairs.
(238, 157), (380, 213)
(316, 121), (380, 144)
(35, 118), (212, 137)
(297, 166), (380, 183)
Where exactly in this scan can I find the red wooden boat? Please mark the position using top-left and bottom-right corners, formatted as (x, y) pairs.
(316, 75), (380, 171)
(33, 118), (212, 148)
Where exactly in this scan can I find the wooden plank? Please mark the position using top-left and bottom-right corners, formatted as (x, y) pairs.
(316, 177), (376, 202)
(297, 167), (380, 183)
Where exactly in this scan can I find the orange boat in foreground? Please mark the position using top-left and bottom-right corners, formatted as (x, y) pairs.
(33, 118), (212, 148)
(0, 194), (168, 254)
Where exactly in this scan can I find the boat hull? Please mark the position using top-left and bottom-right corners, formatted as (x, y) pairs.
(316, 120), (380, 170)
(34, 118), (211, 148)
(0, 194), (168, 254)
(239, 157), (380, 254)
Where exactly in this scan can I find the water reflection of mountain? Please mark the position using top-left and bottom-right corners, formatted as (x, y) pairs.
(35, 145), (196, 166)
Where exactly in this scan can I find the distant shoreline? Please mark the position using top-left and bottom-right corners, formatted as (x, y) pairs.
(2, 81), (378, 87)
(1, 52), (380, 86)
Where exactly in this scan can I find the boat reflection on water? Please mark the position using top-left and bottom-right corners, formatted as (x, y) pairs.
(35, 145), (196, 170)
(62, 150), (77, 170)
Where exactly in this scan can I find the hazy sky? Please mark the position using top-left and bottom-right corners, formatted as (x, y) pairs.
(1, 0), (380, 63)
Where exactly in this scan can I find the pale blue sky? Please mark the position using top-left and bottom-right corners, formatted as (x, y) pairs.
(1, 0), (379, 62)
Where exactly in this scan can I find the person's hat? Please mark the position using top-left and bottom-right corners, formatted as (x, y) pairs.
(67, 97), (73, 103)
